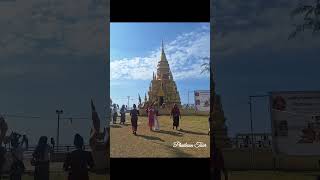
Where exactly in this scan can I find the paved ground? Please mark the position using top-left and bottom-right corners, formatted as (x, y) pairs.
(110, 114), (210, 158)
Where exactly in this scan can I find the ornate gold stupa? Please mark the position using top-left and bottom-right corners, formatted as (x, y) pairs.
(145, 41), (181, 108)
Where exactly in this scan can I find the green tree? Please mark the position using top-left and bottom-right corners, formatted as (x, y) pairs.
(289, 0), (320, 39)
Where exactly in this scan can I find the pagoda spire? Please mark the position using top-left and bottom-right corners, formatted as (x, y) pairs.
(161, 40), (164, 52)
(160, 40), (167, 62)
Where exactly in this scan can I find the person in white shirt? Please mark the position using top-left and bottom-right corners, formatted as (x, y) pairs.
(153, 107), (160, 131)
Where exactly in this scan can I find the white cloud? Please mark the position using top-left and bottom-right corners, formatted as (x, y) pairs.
(111, 26), (210, 81)
(0, 0), (108, 59)
(211, 0), (320, 58)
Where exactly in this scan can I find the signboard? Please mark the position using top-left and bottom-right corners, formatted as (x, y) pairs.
(194, 90), (210, 112)
(270, 91), (320, 155)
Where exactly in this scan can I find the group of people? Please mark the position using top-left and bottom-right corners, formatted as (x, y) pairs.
(31, 134), (95, 180)
(111, 103), (140, 135)
(0, 133), (95, 180)
(111, 104), (126, 125)
(0, 132), (28, 180)
(145, 103), (182, 133)
(111, 102), (182, 135)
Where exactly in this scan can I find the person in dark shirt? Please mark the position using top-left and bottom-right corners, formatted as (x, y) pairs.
(130, 104), (140, 135)
(170, 104), (181, 130)
(32, 136), (51, 180)
(63, 134), (94, 180)
(120, 105), (126, 125)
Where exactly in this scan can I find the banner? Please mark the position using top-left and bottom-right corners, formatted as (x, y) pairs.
(194, 90), (210, 112)
(270, 91), (320, 155)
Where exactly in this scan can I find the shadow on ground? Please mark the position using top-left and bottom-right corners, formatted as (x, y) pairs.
(110, 125), (122, 128)
(136, 134), (165, 142)
(153, 130), (184, 137)
(179, 129), (208, 136)
(163, 143), (193, 157)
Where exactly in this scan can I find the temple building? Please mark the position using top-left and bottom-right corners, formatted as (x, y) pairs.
(144, 41), (181, 108)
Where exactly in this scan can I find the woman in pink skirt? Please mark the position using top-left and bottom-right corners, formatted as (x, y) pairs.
(146, 103), (155, 131)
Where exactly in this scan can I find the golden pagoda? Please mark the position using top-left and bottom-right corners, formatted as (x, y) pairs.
(145, 41), (181, 108)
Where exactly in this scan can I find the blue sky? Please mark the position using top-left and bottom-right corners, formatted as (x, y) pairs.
(213, 0), (320, 137)
(110, 23), (210, 106)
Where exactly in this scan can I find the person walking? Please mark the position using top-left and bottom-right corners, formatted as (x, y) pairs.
(153, 106), (160, 131)
(112, 104), (118, 124)
(63, 134), (94, 180)
(120, 105), (126, 125)
(130, 104), (140, 135)
(146, 103), (155, 131)
(32, 136), (51, 180)
(50, 138), (55, 152)
(170, 104), (181, 130)
(9, 132), (27, 180)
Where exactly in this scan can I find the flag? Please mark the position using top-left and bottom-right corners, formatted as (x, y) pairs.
(91, 99), (100, 133)
(91, 99), (96, 111)
(138, 94), (142, 105)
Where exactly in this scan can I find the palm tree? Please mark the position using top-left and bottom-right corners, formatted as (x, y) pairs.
(289, 0), (320, 39)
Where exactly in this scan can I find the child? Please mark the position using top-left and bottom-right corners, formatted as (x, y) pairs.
(120, 105), (126, 125)
(130, 104), (140, 135)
